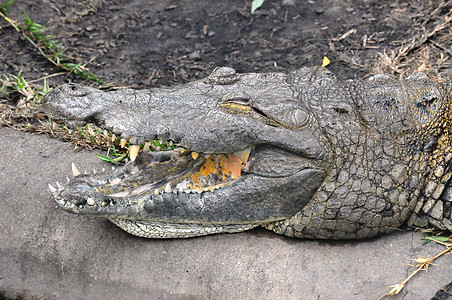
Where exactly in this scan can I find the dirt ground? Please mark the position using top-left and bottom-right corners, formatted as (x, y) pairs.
(0, 0), (451, 299)
(1, 0), (451, 88)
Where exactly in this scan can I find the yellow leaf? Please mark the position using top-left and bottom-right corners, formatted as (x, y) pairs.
(322, 56), (330, 67)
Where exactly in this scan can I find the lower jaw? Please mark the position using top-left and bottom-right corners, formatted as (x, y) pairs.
(108, 218), (259, 238)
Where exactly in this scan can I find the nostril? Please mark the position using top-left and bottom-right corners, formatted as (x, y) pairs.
(66, 84), (88, 97)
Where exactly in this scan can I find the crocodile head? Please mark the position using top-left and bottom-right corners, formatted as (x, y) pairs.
(43, 67), (452, 238)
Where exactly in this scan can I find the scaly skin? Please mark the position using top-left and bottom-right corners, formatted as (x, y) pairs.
(43, 67), (452, 240)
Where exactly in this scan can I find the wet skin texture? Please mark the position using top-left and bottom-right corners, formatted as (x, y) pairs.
(43, 67), (452, 240)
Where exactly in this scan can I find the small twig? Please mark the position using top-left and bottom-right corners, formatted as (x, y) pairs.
(429, 40), (452, 57)
(379, 238), (452, 299)
(28, 72), (67, 83)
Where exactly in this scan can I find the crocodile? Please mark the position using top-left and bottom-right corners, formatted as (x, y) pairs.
(43, 67), (452, 241)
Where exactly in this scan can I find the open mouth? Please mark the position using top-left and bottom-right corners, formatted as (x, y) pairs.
(48, 140), (326, 238)
(72, 146), (251, 199)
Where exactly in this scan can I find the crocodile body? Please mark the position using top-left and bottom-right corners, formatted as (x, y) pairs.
(43, 67), (451, 240)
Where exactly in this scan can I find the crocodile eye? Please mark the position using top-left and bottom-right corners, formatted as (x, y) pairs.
(223, 97), (250, 106)
(221, 92), (249, 101)
(416, 93), (437, 108)
(219, 99), (252, 115)
(412, 91), (440, 124)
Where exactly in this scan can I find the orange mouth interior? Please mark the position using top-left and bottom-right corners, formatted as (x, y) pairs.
(187, 153), (246, 190)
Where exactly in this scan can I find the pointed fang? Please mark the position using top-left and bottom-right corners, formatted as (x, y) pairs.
(129, 144), (140, 162)
(86, 197), (95, 206)
(143, 142), (151, 152)
(233, 148), (251, 163)
(120, 138), (127, 148)
(164, 183), (172, 193)
(72, 162), (81, 177)
(48, 183), (57, 193)
(56, 182), (63, 190)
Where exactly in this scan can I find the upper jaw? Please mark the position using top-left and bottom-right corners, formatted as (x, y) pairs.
(43, 81), (326, 157)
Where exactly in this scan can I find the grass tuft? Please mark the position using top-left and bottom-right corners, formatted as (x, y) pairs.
(0, 2), (104, 84)
(0, 0), (14, 15)
(97, 144), (127, 164)
(0, 71), (48, 105)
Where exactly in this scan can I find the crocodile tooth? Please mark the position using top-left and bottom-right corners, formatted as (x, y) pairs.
(71, 162), (81, 177)
(233, 148), (251, 163)
(86, 197), (95, 206)
(174, 148), (186, 154)
(84, 171), (88, 175)
(184, 189), (191, 194)
(191, 152), (199, 160)
(48, 183), (57, 193)
(154, 189), (160, 196)
(164, 183), (172, 193)
(143, 142), (151, 152)
(120, 138), (127, 147)
(56, 182), (63, 191)
(66, 176), (70, 183)
(129, 144), (140, 162)
(110, 178), (121, 185)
